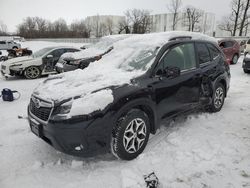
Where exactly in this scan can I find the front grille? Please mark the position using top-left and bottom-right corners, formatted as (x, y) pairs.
(30, 98), (52, 121)
(1, 65), (6, 70)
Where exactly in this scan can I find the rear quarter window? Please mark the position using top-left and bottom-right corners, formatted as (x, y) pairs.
(196, 43), (210, 64)
(207, 43), (221, 60)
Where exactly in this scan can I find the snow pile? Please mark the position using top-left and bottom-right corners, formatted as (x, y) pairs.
(34, 31), (216, 116)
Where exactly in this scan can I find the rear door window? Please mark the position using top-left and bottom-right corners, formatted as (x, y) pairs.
(196, 43), (211, 64)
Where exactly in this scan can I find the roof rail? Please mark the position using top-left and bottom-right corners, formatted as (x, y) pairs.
(168, 36), (192, 41)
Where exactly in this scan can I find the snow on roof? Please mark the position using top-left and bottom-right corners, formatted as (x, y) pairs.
(34, 31), (216, 116)
(61, 34), (133, 60)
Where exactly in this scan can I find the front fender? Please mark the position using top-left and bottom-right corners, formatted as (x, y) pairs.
(110, 96), (158, 134)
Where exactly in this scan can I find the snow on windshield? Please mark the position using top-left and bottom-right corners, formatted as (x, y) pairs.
(34, 31), (216, 116)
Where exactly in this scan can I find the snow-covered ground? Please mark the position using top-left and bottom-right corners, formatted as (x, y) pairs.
(0, 42), (250, 188)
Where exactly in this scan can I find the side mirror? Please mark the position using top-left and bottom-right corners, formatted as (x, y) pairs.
(46, 54), (53, 59)
(164, 66), (180, 78)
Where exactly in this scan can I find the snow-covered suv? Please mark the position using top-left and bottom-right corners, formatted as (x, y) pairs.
(28, 32), (230, 160)
(0, 40), (21, 50)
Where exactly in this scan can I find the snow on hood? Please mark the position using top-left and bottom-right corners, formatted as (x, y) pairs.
(34, 31), (216, 116)
(60, 34), (133, 60)
(2, 56), (33, 66)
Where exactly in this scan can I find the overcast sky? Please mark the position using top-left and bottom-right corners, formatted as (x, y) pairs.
(0, 0), (231, 32)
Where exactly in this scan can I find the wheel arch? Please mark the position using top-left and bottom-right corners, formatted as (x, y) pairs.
(213, 77), (228, 98)
(112, 97), (158, 134)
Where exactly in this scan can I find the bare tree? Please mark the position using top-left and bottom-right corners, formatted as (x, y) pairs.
(231, 0), (244, 36)
(168, 0), (182, 30)
(118, 18), (130, 34)
(239, 0), (250, 36)
(70, 19), (89, 38)
(125, 9), (151, 34)
(0, 20), (8, 35)
(219, 16), (235, 36)
(85, 18), (92, 37)
(106, 17), (114, 35)
(185, 6), (203, 32)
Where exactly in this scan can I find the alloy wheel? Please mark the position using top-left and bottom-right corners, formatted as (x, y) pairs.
(214, 87), (224, 109)
(123, 118), (147, 154)
(26, 67), (40, 79)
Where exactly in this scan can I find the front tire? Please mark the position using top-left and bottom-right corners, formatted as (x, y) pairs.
(208, 83), (225, 112)
(111, 109), (150, 160)
(24, 66), (41, 79)
(243, 69), (250, 73)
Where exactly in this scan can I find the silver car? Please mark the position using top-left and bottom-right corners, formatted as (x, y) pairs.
(0, 40), (21, 50)
(1, 46), (80, 79)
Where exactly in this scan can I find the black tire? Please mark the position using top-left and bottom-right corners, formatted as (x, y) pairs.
(24, 66), (41, 79)
(12, 46), (18, 50)
(232, 54), (239, 64)
(208, 83), (225, 112)
(111, 109), (150, 160)
(243, 69), (250, 73)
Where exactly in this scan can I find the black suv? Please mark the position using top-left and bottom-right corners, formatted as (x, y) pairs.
(28, 32), (230, 160)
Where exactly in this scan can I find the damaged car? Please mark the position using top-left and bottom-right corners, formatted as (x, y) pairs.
(1, 46), (80, 79)
(28, 32), (230, 160)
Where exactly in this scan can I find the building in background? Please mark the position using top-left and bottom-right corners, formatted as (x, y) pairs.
(150, 12), (216, 36)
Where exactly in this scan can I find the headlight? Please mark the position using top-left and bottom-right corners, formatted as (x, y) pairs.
(69, 60), (81, 65)
(56, 100), (73, 115)
(10, 64), (23, 68)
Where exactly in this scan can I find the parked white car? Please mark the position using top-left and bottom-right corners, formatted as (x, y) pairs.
(1, 46), (80, 79)
(0, 40), (21, 50)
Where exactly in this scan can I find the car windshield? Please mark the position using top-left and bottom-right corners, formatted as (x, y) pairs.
(32, 47), (54, 58)
(117, 47), (159, 72)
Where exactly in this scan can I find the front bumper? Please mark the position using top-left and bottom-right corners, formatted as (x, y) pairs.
(1, 64), (23, 77)
(28, 107), (114, 157)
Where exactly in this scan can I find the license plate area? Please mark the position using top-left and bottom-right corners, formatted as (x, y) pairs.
(30, 118), (42, 137)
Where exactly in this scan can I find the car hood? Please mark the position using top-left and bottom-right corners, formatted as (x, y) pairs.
(2, 56), (34, 66)
(33, 63), (142, 116)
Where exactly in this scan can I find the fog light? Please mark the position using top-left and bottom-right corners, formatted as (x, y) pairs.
(74, 144), (84, 151)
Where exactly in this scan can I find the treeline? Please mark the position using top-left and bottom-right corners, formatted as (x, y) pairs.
(17, 17), (90, 38)
(17, 9), (152, 38)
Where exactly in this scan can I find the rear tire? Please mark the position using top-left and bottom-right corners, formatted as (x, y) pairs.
(207, 83), (225, 112)
(232, 54), (238, 64)
(111, 109), (150, 160)
(24, 66), (41, 79)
